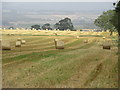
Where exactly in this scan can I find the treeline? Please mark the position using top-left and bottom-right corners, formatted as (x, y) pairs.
(8, 1), (120, 35)
(31, 17), (74, 31)
(8, 17), (75, 31)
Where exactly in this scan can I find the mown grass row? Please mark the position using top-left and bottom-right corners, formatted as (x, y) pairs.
(3, 37), (95, 64)
(2, 36), (81, 58)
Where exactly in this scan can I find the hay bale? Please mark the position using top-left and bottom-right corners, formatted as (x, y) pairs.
(54, 33), (57, 35)
(17, 38), (21, 41)
(103, 42), (111, 50)
(102, 37), (106, 39)
(84, 40), (88, 43)
(16, 41), (21, 47)
(76, 36), (79, 39)
(1, 40), (11, 50)
(54, 39), (58, 42)
(32, 28), (35, 30)
(21, 40), (26, 44)
(54, 39), (58, 47)
(54, 39), (64, 49)
(106, 30), (109, 32)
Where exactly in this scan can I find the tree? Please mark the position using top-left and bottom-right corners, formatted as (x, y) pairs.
(54, 17), (74, 30)
(42, 23), (52, 30)
(111, 1), (120, 36)
(94, 10), (116, 35)
(54, 23), (60, 30)
(31, 24), (41, 30)
(112, 1), (120, 79)
(9, 26), (14, 30)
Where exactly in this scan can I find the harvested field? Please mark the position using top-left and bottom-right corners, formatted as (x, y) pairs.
(2, 30), (118, 88)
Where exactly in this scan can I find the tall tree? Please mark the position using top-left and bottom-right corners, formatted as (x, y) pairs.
(112, 1), (120, 80)
(111, 1), (120, 36)
(94, 10), (116, 35)
(54, 17), (74, 30)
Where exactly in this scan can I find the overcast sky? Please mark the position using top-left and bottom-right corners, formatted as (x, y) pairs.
(1, 0), (118, 2)
(2, 2), (114, 12)
(1, 1), (118, 28)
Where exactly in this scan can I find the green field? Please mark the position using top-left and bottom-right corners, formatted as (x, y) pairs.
(2, 30), (118, 88)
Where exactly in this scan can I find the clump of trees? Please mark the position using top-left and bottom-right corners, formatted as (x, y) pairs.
(8, 26), (14, 30)
(42, 23), (52, 30)
(94, 1), (120, 36)
(31, 17), (74, 31)
(94, 10), (116, 35)
(31, 24), (41, 30)
(54, 17), (74, 30)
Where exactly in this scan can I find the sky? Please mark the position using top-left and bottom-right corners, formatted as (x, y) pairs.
(1, 1), (117, 29)
(2, 2), (114, 11)
(1, 0), (118, 2)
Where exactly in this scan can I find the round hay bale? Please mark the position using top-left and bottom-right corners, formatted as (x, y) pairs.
(54, 39), (58, 49)
(54, 39), (58, 42)
(76, 36), (79, 39)
(16, 41), (21, 47)
(21, 40), (26, 44)
(54, 39), (64, 49)
(54, 33), (57, 35)
(102, 37), (106, 39)
(103, 42), (111, 50)
(84, 40), (88, 43)
(17, 38), (21, 41)
(1, 40), (11, 50)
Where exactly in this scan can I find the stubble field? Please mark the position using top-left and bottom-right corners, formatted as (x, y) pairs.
(1, 29), (118, 88)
